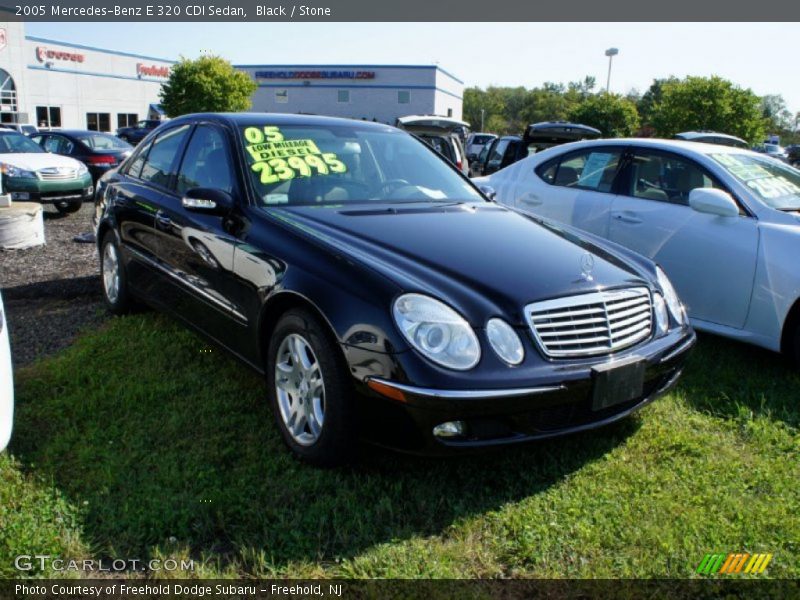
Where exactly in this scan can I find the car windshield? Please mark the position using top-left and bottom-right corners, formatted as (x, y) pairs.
(241, 123), (483, 207)
(711, 153), (800, 210)
(76, 133), (131, 150)
(472, 135), (494, 145)
(765, 144), (784, 153)
(0, 132), (44, 154)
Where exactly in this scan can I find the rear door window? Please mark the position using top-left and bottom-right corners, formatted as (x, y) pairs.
(537, 148), (624, 192)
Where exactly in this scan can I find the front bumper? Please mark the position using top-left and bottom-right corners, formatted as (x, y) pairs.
(352, 328), (696, 453)
(5, 175), (94, 204)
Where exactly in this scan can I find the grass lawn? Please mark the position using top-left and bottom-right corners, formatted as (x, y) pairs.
(1, 313), (798, 579)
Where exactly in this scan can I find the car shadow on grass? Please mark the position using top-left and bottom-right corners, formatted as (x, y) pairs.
(675, 332), (800, 429)
(9, 312), (644, 573)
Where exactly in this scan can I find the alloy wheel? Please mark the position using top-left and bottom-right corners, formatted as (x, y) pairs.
(274, 333), (326, 446)
(102, 242), (120, 304)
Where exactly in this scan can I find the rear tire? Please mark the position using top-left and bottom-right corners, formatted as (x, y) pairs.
(100, 231), (133, 315)
(55, 201), (82, 214)
(266, 309), (355, 467)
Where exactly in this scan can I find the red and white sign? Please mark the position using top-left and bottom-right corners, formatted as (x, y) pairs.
(36, 46), (85, 63)
(0, 28), (7, 52)
(137, 63), (170, 78)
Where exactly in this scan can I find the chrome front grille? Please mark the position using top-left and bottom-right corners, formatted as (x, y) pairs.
(526, 287), (653, 358)
(37, 167), (78, 180)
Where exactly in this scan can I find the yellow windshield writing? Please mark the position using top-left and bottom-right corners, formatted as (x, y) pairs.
(244, 126), (347, 185)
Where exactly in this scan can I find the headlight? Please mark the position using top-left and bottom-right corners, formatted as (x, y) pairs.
(393, 293), (480, 370)
(486, 318), (524, 365)
(656, 267), (685, 325)
(76, 163), (88, 176)
(0, 163), (36, 178)
(653, 293), (669, 336)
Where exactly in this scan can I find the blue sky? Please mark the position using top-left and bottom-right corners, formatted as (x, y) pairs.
(27, 22), (800, 115)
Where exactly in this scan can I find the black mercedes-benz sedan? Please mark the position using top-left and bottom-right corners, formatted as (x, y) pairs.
(94, 113), (695, 466)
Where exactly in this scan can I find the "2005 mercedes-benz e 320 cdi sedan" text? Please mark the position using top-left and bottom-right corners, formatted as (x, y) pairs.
(94, 113), (695, 465)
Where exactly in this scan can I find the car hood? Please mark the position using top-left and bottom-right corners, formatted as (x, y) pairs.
(268, 202), (652, 325)
(0, 152), (83, 172)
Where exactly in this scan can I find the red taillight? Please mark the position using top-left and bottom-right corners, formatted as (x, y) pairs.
(456, 160), (463, 171)
(87, 155), (116, 165)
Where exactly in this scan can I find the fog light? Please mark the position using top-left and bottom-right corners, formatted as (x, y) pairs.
(433, 421), (465, 438)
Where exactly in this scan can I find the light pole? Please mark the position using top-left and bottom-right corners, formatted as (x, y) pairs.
(481, 108), (485, 132)
(605, 47), (619, 93)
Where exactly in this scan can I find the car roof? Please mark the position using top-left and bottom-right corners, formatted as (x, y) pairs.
(675, 130), (745, 141)
(47, 130), (116, 136)
(168, 112), (397, 132)
(554, 137), (755, 156)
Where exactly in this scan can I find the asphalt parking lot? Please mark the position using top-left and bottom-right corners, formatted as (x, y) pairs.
(0, 204), (107, 367)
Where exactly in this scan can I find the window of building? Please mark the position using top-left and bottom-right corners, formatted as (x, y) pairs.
(337, 90), (350, 103)
(86, 112), (111, 132)
(275, 90), (288, 104)
(36, 106), (61, 128)
(117, 113), (139, 129)
(447, 108), (453, 117)
(398, 91), (410, 104)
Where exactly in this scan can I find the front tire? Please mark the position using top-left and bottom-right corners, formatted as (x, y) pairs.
(55, 200), (82, 214)
(791, 323), (800, 369)
(100, 231), (133, 315)
(266, 309), (355, 466)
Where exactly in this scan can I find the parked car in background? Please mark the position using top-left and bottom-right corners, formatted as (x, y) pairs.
(0, 291), (13, 452)
(465, 132), (497, 161)
(478, 122), (601, 176)
(94, 113), (693, 465)
(673, 131), (748, 149)
(32, 130), (133, 183)
(396, 115), (470, 176)
(0, 130), (93, 214)
(470, 143), (492, 177)
(1, 123), (39, 137)
(478, 137), (800, 363)
(753, 143), (790, 163)
(786, 144), (800, 167)
(116, 119), (161, 145)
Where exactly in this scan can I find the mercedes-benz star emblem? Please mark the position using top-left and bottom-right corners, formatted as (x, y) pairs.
(580, 253), (595, 281)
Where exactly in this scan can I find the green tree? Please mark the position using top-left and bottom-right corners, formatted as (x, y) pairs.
(637, 77), (679, 128)
(463, 86), (505, 132)
(159, 55), (257, 117)
(568, 93), (640, 137)
(650, 76), (766, 142)
(761, 94), (793, 135)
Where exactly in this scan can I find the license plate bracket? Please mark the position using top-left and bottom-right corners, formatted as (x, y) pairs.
(591, 356), (646, 411)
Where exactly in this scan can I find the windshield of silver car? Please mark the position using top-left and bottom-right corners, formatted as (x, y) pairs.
(241, 124), (483, 206)
(711, 153), (800, 211)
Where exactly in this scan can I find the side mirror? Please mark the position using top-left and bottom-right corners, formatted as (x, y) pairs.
(478, 185), (497, 200)
(688, 188), (739, 217)
(182, 188), (234, 215)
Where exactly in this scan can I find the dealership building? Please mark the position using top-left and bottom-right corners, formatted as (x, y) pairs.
(0, 20), (464, 131)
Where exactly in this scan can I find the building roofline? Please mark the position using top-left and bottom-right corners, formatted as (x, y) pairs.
(24, 35), (177, 64)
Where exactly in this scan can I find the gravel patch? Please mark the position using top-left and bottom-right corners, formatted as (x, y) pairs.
(0, 203), (108, 367)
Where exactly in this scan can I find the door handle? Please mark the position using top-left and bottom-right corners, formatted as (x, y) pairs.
(155, 211), (172, 228)
(519, 193), (542, 206)
(612, 212), (642, 224)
